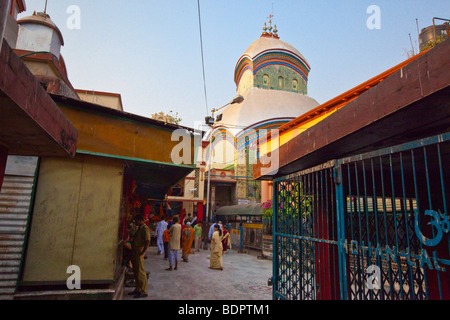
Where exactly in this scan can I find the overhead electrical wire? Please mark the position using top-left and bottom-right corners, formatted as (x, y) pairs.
(197, 0), (209, 116)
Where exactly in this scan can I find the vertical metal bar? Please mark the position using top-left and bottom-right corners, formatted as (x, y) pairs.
(298, 176), (301, 300)
(379, 156), (394, 300)
(325, 170), (332, 298)
(423, 147), (443, 300)
(362, 160), (373, 300)
(272, 181), (278, 300)
(298, 176), (305, 300)
(320, 171), (324, 300)
(346, 163), (355, 300)
(389, 154), (405, 300)
(354, 162), (365, 300)
(327, 170), (335, 299)
(335, 164), (348, 300)
(309, 173), (314, 300)
(399, 152), (416, 300)
(285, 180), (289, 299)
(321, 171), (325, 300)
(314, 171), (321, 300)
(411, 149), (428, 300)
(309, 172), (316, 300)
(286, 181), (290, 299)
(305, 173), (311, 300)
(281, 181), (285, 298)
(370, 158), (382, 300)
(436, 144), (449, 252)
(330, 168), (338, 299)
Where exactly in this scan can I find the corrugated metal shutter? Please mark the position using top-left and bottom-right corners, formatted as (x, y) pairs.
(0, 156), (37, 300)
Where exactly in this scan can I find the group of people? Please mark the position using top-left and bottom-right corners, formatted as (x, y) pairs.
(153, 215), (204, 269)
(125, 214), (232, 298)
(154, 217), (232, 271)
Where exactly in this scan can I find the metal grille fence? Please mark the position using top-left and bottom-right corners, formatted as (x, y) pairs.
(273, 162), (340, 300)
(272, 133), (450, 300)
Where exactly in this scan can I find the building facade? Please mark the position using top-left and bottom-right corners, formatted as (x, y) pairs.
(0, 6), (197, 300)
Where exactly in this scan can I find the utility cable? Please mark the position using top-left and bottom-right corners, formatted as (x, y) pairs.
(197, 0), (209, 116)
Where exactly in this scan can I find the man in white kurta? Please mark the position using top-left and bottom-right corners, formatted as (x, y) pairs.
(155, 217), (168, 255)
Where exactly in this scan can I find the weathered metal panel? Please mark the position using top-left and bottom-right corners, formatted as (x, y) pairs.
(22, 154), (123, 283)
(22, 156), (83, 283)
(0, 156), (38, 300)
(71, 155), (123, 281)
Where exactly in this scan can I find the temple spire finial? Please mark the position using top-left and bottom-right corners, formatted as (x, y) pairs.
(261, 13), (279, 38)
(262, 22), (268, 35)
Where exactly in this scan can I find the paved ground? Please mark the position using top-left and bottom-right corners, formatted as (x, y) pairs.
(123, 245), (273, 300)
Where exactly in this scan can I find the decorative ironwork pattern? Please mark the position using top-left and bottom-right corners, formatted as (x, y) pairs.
(272, 132), (450, 300)
(273, 165), (339, 300)
(340, 138), (449, 300)
(194, 168), (200, 198)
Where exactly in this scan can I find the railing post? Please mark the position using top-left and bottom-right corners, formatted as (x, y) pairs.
(239, 218), (244, 253)
(334, 163), (348, 300)
(272, 179), (278, 300)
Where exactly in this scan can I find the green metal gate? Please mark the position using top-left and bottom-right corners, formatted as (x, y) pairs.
(272, 132), (450, 300)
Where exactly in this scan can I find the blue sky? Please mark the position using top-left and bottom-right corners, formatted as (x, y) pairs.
(19, 1), (450, 128)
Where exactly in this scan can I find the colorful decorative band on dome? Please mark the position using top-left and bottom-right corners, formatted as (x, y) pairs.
(253, 51), (310, 83)
(204, 128), (237, 163)
(234, 55), (253, 86)
(205, 120), (291, 162)
(234, 49), (310, 87)
(235, 119), (291, 150)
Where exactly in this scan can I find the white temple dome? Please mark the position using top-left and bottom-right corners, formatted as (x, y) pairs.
(242, 35), (309, 66)
(215, 87), (319, 134)
(218, 29), (318, 134)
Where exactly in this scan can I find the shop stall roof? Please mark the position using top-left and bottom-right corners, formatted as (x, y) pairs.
(126, 160), (194, 200)
(48, 94), (203, 200)
(216, 204), (264, 217)
(50, 93), (199, 133)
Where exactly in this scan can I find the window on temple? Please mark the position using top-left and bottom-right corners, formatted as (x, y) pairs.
(278, 76), (284, 89)
(292, 79), (298, 91)
(263, 74), (270, 86)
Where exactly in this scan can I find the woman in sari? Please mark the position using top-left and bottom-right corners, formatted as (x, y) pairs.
(222, 226), (230, 254)
(181, 222), (195, 262)
(209, 224), (223, 270)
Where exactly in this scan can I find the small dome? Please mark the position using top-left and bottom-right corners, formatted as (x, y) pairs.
(234, 33), (311, 95)
(242, 35), (308, 66)
(16, 12), (65, 59)
(17, 12), (64, 45)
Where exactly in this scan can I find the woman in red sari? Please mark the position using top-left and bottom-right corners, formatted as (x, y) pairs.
(221, 226), (230, 254)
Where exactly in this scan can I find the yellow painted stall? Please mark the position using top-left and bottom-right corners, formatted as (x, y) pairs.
(17, 96), (198, 298)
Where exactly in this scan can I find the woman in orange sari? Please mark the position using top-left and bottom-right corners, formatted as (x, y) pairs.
(181, 222), (195, 262)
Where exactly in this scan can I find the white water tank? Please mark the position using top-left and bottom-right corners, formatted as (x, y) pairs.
(16, 12), (64, 58)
